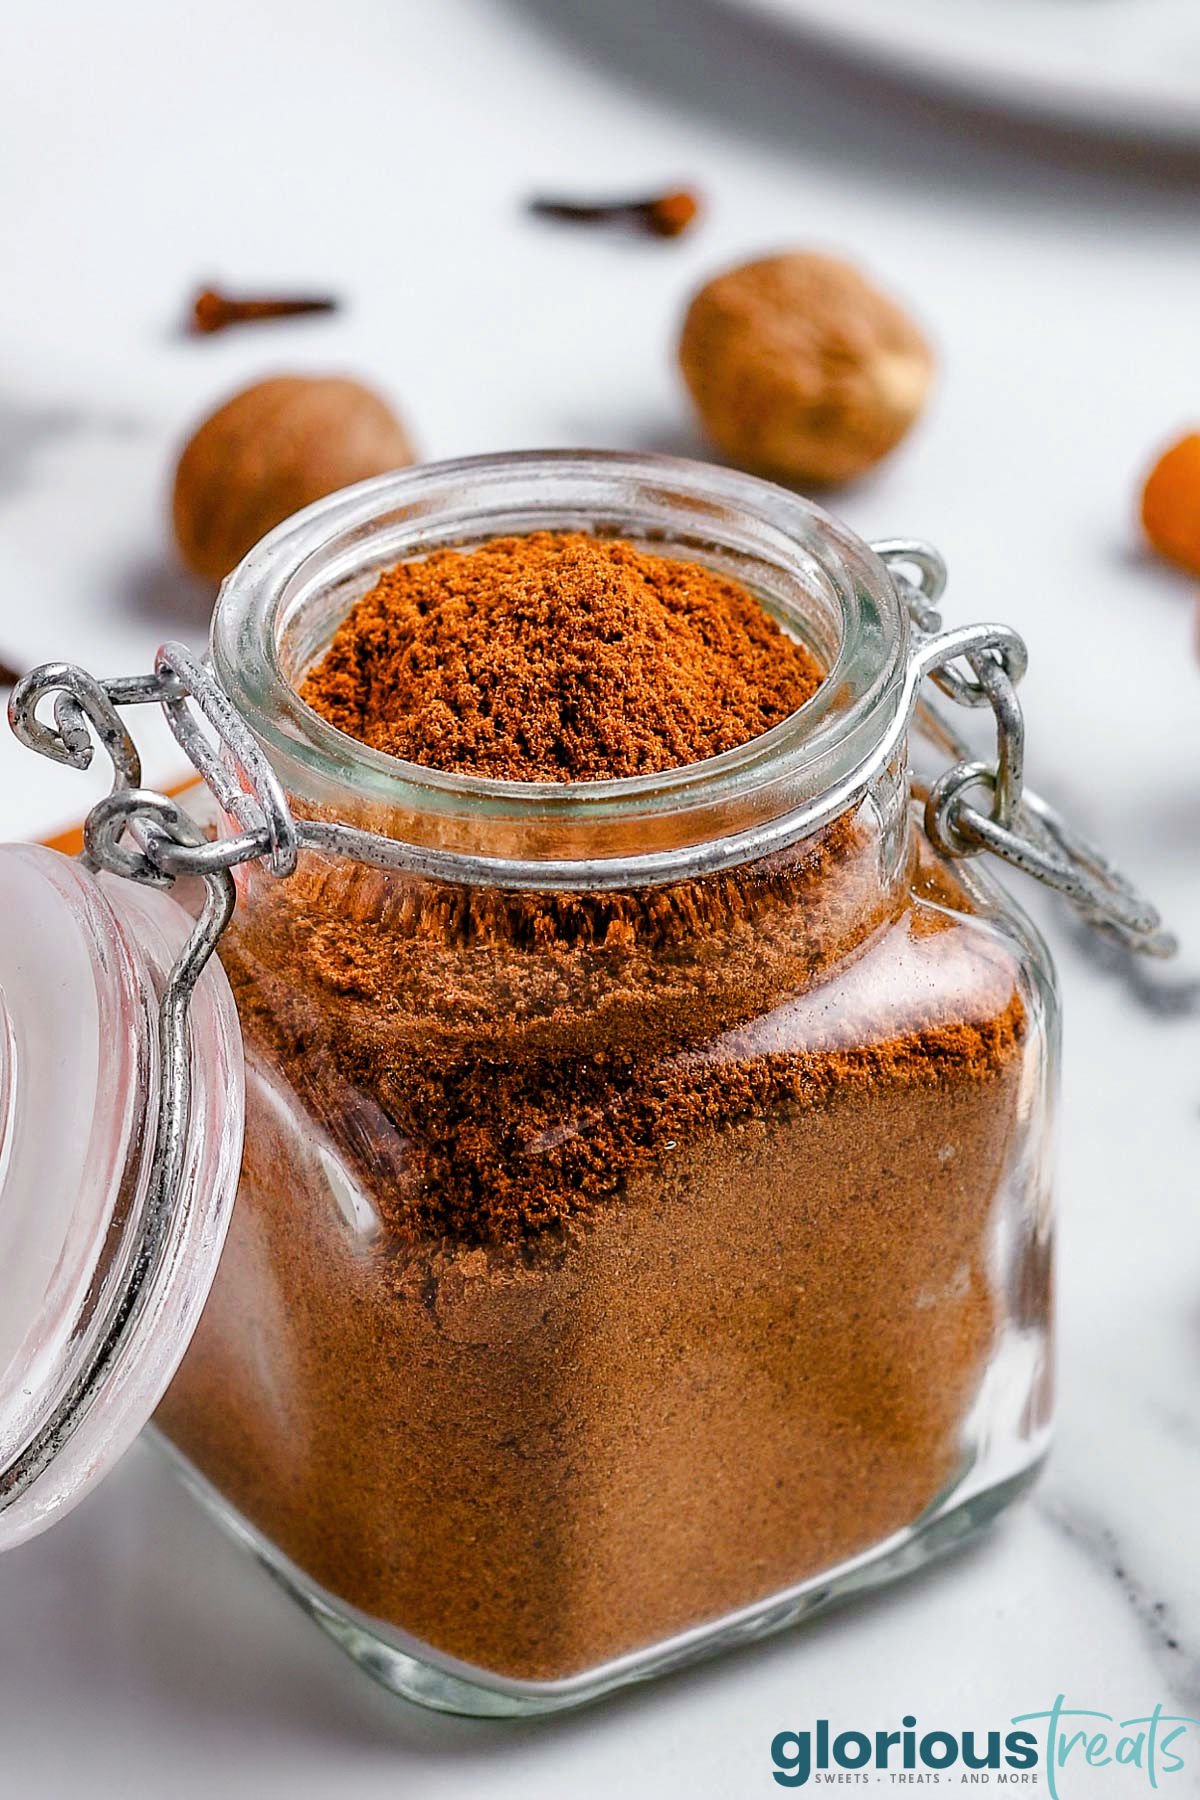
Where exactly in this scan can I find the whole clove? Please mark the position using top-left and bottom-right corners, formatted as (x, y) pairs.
(189, 286), (339, 335)
(528, 187), (701, 239)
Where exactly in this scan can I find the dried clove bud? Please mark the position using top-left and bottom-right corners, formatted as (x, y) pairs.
(189, 286), (339, 335)
(528, 187), (701, 239)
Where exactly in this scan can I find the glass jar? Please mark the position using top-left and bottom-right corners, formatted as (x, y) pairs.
(1, 452), (1098, 1718)
(167, 453), (1057, 1715)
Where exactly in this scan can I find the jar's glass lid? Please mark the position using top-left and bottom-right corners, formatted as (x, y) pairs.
(0, 844), (243, 1548)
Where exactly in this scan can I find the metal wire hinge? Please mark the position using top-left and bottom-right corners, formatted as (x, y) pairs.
(8, 570), (1176, 957)
(874, 540), (1175, 959)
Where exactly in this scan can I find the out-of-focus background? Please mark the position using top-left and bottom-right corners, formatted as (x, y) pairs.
(2, 3), (1199, 1796)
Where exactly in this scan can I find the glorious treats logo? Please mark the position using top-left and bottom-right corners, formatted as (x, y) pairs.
(770, 1699), (1200, 1793)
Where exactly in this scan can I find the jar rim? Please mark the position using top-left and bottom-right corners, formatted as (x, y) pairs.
(211, 451), (910, 867)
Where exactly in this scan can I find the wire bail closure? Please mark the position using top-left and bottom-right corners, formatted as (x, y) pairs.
(8, 546), (1175, 961)
(874, 539), (1174, 959)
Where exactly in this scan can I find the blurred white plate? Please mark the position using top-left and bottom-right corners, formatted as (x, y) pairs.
(721, 0), (1200, 144)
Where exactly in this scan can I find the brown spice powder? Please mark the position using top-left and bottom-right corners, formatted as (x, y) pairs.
(159, 534), (1033, 1684)
(298, 531), (823, 781)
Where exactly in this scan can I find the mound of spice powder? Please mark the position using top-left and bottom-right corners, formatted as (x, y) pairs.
(158, 531), (1037, 1686)
(298, 530), (824, 779)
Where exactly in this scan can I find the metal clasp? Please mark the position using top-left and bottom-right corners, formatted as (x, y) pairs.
(874, 540), (1175, 959)
(8, 559), (1178, 962)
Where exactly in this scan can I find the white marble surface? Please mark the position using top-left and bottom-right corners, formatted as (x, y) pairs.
(2, 2), (1200, 1794)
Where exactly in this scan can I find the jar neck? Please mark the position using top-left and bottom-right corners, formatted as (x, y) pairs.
(211, 451), (911, 888)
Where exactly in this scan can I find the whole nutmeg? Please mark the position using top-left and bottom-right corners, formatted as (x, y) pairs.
(172, 375), (414, 581)
(679, 251), (934, 485)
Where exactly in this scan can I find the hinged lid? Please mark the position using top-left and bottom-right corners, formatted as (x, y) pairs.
(0, 844), (243, 1548)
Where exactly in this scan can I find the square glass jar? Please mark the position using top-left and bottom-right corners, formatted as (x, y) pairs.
(150, 453), (1057, 1716)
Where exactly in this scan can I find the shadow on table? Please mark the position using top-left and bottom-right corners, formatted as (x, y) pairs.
(119, 550), (215, 640)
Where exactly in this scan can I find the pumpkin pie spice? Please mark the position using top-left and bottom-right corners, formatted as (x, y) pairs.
(299, 531), (823, 782)
(158, 533), (1029, 1681)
